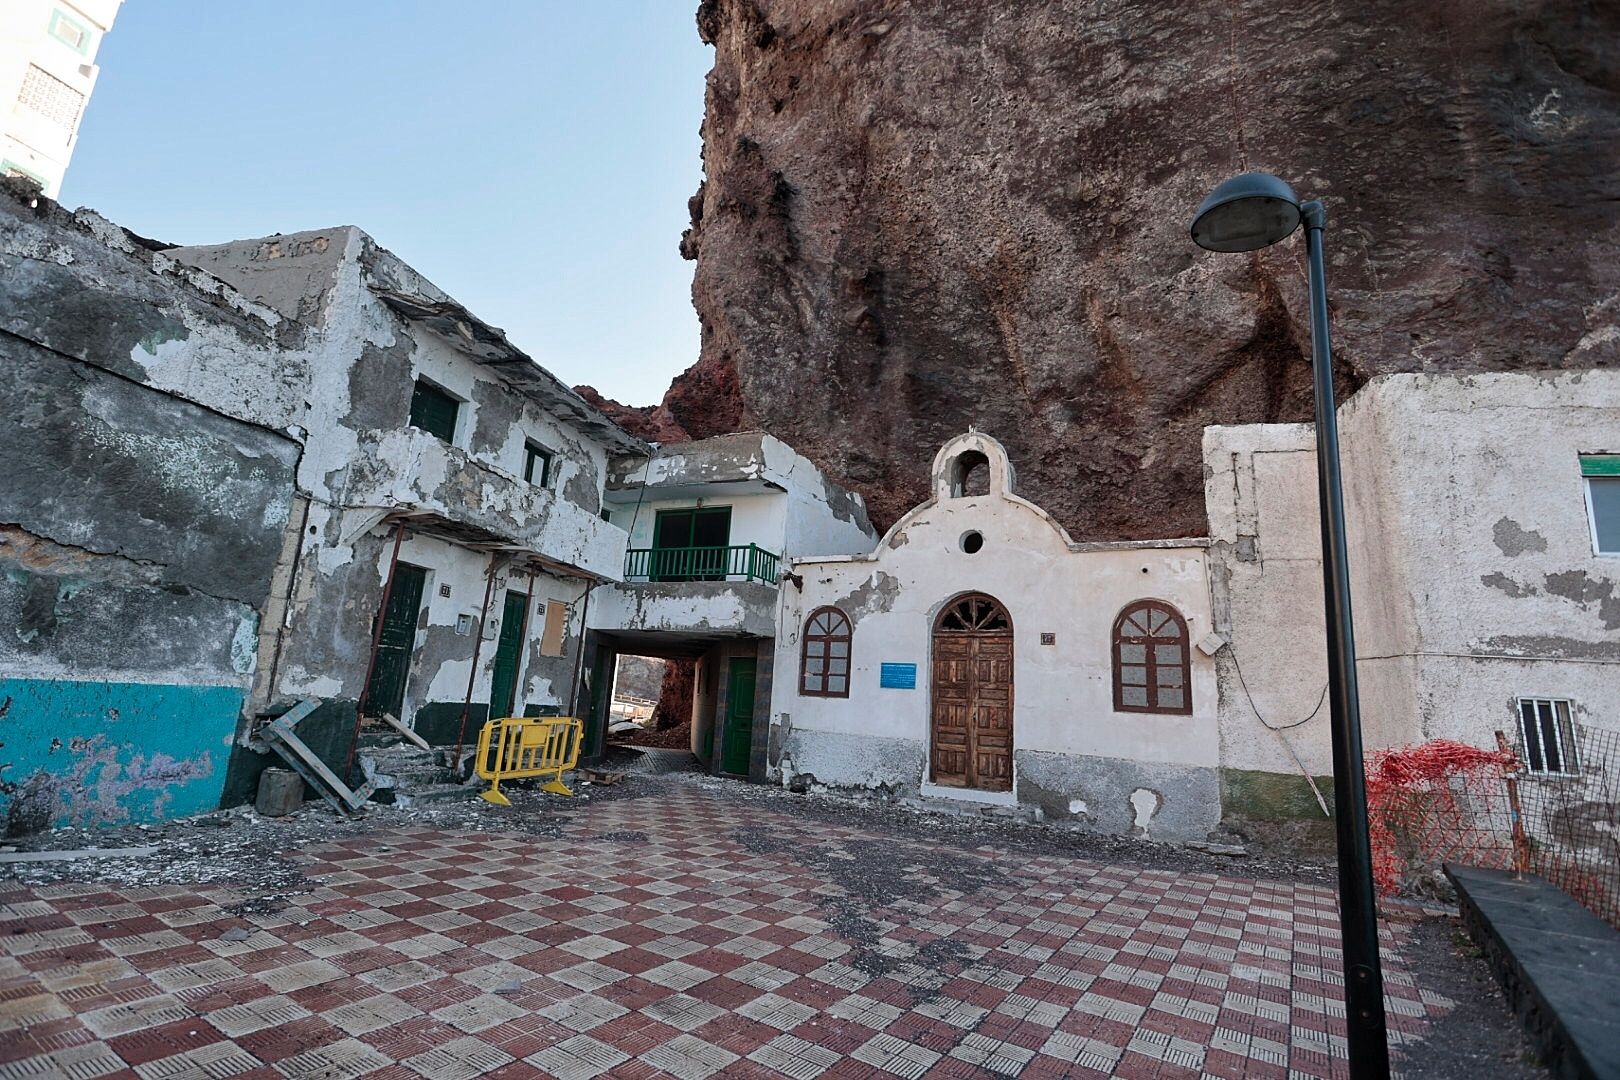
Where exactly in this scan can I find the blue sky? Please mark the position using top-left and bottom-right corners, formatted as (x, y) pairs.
(66, 1), (712, 405)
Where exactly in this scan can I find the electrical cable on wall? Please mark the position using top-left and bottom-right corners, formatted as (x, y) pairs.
(1225, 643), (1328, 731)
(1221, 641), (1332, 817)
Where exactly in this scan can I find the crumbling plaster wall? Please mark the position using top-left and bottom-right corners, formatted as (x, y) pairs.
(0, 189), (302, 832)
(171, 228), (627, 744)
(1366, 371), (1619, 741)
(773, 434), (1218, 842)
(1203, 369), (1620, 841)
(588, 582), (779, 639)
(1, 187), (311, 432)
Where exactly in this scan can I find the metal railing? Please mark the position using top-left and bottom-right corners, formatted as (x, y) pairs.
(623, 544), (781, 585)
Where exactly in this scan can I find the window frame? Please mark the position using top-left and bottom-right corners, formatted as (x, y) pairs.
(800, 606), (853, 698)
(1516, 697), (1580, 777)
(1111, 599), (1192, 715)
(48, 9), (92, 54)
(407, 377), (461, 443)
(1582, 454), (1620, 557)
(523, 441), (554, 487)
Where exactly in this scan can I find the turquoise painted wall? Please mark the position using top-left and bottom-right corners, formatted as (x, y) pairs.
(0, 677), (242, 835)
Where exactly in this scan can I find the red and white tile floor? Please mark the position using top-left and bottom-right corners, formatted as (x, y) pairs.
(1, 785), (1455, 1079)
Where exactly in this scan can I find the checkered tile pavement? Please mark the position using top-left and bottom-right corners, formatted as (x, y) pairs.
(1, 785), (1456, 1078)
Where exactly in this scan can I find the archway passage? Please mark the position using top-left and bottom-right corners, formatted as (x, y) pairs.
(931, 593), (1013, 791)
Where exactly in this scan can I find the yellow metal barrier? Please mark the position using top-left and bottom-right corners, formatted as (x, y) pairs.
(474, 716), (583, 805)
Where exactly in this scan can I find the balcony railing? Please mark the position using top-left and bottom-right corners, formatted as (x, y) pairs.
(624, 544), (781, 585)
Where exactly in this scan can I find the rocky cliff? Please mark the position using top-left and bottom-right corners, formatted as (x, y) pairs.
(599, 0), (1620, 539)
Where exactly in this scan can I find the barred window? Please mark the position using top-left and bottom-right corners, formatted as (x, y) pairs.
(1517, 698), (1579, 776)
(18, 65), (85, 128)
(800, 607), (852, 697)
(1112, 600), (1191, 714)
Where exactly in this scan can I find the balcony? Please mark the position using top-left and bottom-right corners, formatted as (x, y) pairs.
(345, 428), (627, 580)
(624, 545), (781, 585)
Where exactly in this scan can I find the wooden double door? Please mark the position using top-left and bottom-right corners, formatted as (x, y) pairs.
(930, 593), (1013, 791)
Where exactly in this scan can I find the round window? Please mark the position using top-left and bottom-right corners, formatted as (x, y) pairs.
(960, 530), (984, 554)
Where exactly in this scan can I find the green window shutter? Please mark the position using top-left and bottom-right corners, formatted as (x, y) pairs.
(1580, 454), (1620, 478)
(409, 379), (459, 442)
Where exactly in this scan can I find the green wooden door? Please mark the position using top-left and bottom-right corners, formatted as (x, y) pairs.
(487, 591), (528, 720)
(722, 658), (757, 776)
(652, 506), (732, 580)
(364, 563), (427, 718)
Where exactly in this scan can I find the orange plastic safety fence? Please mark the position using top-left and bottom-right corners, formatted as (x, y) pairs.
(1366, 730), (1620, 929)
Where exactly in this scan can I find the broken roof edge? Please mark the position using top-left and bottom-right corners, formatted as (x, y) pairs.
(0, 178), (295, 342)
(358, 234), (647, 455)
(166, 219), (647, 457)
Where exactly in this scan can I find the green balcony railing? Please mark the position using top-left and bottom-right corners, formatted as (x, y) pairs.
(624, 544), (781, 585)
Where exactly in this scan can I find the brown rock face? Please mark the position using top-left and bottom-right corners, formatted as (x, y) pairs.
(659, 0), (1620, 538)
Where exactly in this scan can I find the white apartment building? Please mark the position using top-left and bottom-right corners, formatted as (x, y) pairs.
(1, 0), (121, 197)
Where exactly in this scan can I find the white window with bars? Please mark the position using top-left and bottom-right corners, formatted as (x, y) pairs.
(18, 65), (85, 128)
(1517, 698), (1579, 776)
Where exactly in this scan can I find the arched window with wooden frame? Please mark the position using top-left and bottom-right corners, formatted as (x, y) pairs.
(800, 606), (852, 697)
(1112, 600), (1191, 714)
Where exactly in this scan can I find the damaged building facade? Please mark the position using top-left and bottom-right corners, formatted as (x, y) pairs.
(0, 185), (646, 829)
(167, 227), (647, 801)
(0, 183), (876, 831)
(5, 175), (1616, 854)
(773, 378), (1620, 847)
(590, 433), (877, 779)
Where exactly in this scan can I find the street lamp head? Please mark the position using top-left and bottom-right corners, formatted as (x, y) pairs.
(1190, 172), (1301, 253)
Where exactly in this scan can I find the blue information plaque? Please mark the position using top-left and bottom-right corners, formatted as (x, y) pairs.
(879, 662), (917, 689)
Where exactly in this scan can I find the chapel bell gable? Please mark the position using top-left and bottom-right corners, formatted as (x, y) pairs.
(931, 430), (1016, 502)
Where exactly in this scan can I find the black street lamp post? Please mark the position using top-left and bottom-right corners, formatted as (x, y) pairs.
(1190, 172), (1391, 1079)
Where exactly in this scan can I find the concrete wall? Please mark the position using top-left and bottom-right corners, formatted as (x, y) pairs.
(171, 228), (631, 582)
(1204, 369), (1620, 847)
(589, 582), (779, 639)
(772, 432), (1219, 842)
(0, 190), (300, 832)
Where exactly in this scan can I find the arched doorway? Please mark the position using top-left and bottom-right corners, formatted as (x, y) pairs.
(930, 593), (1013, 791)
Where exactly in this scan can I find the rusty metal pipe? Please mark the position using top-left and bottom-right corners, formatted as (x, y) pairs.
(454, 554), (502, 766)
(567, 580), (597, 717)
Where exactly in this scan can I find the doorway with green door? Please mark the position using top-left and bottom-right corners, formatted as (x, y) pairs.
(720, 656), (757, 777)
(363, 562), (428, 720)
(651, 506), (732, 581)
(487, 590), (529, 720)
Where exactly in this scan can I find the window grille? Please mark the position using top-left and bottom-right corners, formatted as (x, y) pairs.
(1112, 600), (1191, 714)
(18, 65), (84, 128)
(801, 607), (852, 697)
(1517, 698), (1579, 776)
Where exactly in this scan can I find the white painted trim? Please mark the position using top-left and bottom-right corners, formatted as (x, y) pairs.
(1585, 476), (1620, 557)
(919, 780), (1018, 807)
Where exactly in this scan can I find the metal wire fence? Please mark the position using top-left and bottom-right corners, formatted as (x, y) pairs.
(1366, 724), (1620, 928)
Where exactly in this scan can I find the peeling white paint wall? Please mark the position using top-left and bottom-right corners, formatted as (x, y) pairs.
(1207, 369), (1620, 773)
